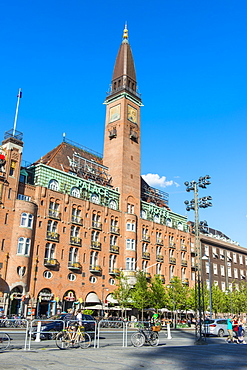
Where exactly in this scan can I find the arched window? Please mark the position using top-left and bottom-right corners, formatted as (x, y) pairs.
(91, 193), (99, 204)
(27, 214), (33, 228)
(48, 179), (59, 191)
(45, 243), (55, 259)
(126, 257), (135, 271)
(20, 213), (28, 226)
(20, 213), (33, 228)
(17, 237), (30, 256)
(156, 263), (161, 275)
(109, 199), (117, 210)
(142, 260), (148, 271)
(153, 214), (160, 223)
(69, 247), (78, 263)
(71, 187), (80, 198)
(177, 222), (183, 231)
(140, 210), (147, 219)
(166, 218), (172, 227)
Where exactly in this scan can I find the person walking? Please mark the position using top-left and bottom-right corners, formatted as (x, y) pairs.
(237, 317), (245, 344)
(232, 316), (239, 342)
(76, 309), (83, 326)
(227, 315), (234, 343)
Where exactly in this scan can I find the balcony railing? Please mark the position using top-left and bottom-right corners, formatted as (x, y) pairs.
(155, 274), (165, 283)
(156, 254), (164, 263)
(48, 209), (61, 220)
(169, 242), (176, 249)
(180, 244), (187, 251)
(90, 265), (102, 273)
(70, 236), (82, 246)
(46, 231), (60, 242)
(182, 278), (189, 285)
(71, 215), (82, 225)
(68, 262), (82, 270)
(92, 221), (102, 230)
(91, 241), (101, 250)
(181, 259), (188, 267)
(156, 238), (163, 246)
(109, 245), (119, 254)
(142, 235), (150, 242)
(142, 252), (150, 260)
(191, 262), (198, 270)
(44, 258), (59, 267)
(109, 268), (120, 276)
(110, 225), (120, 234)
(145, 272), (151, 279)
(169, 257), (176, 265)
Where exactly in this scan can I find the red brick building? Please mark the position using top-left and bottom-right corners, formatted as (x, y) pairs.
(1, 26), (244, 318)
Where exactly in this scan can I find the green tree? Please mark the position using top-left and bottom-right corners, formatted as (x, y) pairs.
(149, 275), (168, 311)
(130, 270), (151, 320)
(112, 272), (132, 318)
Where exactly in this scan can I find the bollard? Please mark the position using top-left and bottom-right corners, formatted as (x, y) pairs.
(35, 321), (41, 342)
(167, 323), (172, 339)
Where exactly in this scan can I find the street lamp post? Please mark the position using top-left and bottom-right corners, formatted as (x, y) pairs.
(184, 175), (212, 344)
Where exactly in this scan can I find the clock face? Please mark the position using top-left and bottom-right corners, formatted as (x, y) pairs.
(109, 104), (120, 123)
(128, 105), (137, 124)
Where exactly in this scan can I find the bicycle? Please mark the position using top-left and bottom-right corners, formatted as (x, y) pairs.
(0, 332), (10, 351)
(55, 324), (91, 350)
(131, 324), (159, 347)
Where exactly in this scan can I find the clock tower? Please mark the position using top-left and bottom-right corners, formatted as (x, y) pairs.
(103, 25), (142, 213)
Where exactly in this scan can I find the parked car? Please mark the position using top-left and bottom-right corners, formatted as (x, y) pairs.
(202, 319), (234, 337)
(31, 313), (96, 340)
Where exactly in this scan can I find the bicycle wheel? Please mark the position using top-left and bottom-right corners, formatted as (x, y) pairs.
(149, 332), (159, 346)
(0, 333), (10, 350)
(79, 332), (91, 349)
(131, 332), (145, 347)
(56, 332), (70, 350)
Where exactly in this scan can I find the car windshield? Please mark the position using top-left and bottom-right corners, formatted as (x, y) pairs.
(204, 320), (215, 324)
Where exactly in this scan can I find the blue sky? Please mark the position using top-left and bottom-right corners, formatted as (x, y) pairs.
(1, 1), (247, 246)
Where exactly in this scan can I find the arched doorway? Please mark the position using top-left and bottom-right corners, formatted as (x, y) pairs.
(63, 290), (76, 312)
(37, 289), (54, 318)
(9, 286), (23, 316)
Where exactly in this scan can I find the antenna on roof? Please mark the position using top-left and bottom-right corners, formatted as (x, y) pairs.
(63, 132), (66, 142)
(13, 88), (22, 137)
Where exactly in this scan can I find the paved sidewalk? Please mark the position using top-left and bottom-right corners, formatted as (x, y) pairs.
(1, 331), (247, 370)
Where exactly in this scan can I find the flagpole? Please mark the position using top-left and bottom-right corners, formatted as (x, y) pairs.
(13, 88), (22, 137)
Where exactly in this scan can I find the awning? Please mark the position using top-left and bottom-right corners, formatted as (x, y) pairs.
(106, 294), (118, 304)
(85, 292), (101, 303)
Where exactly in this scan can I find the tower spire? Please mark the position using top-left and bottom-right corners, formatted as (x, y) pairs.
(123, 22), (128, 42)
(108, 25), (140, 101)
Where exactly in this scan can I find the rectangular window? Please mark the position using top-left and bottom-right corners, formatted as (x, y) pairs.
(212, 247), (218, 258)
(126, 239), (135, 250)
(213, 264), (217, 275)
(191, 271), (195, 281)
(228, 266), (232, 277)
(239, 255), (243, 265)
(222, 282), (226, 291)
(204, 245), (209, 256)
(220, 265), (225, 276)
(126, 257), (135, 270)
(234, 268), (238, 279)
(233, 253), (237, 263)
